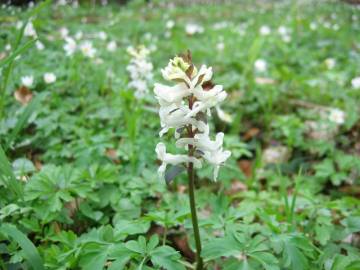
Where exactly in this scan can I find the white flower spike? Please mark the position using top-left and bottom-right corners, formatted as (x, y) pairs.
(155, 52), (231, 181)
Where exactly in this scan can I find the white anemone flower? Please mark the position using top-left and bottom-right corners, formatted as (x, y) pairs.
(35, 41), (44, 50)
(59, 27), (69, 39)
(351, 77), (360, 89)
(107, 41), (117, 52)
(21, 75), (34, 88)
(80, 41), (96, 58)
(43, 73), (56, 84)
(328, 109), (345, 125)
(24, 21), (36, 37)
(259, 25), (271, 36)
(166, 20), (175, 29)
(185, 23), (204, 35)
(64, 37), (77, 56)
(97, 31), (107, 40)
(325, 58), (336, 69)
(254, 59), (267, 72)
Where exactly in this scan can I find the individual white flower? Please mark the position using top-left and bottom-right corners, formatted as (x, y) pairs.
(216, 106), (233, 123)
(21, 75), (34, 88)
(185, 23), (204, 35)
(166, 20), (175, 29)
(282, 35), (291, 43)
(310, 22), (317, 30)
(216, 42), (225, 51)
(35, 40), (44, 50)
(332, 24), (339, 31)
(97, 31), (107, 40)
(5, 44), (11, 51)
(325, 58), (336, 69)
(164, 31), (171, 38)
(155, 142), (202, 177)
(59, 27), (69, 39)
(254, 59), (267, 72)
(278, 26), (288, 35)
(43, 73), (56, 84)
(328, 108), (345, 125)
(57, 0), (67, 5)
(351, 77), (360, 89)
(80, 41), (96, 58)
(63, 37), (77, 56)
(106, 41), (117, 52)
(259, 25), (271, 36)
(16, 21), (23, 29)
(203, 148), (231, 181)
(24, 21), (36, 37)
(161, 56), (195, 83)
(262, 146), (290, 164)
(75, 31), (83, 40)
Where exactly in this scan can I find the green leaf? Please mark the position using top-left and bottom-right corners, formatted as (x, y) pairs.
(0, 223), (44, 270)
(151, 246), (185, 270)
(202, 235), (242, 261)
(0, 144), (23, 199)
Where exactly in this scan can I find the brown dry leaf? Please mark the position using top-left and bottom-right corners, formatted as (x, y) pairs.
(243, 127), (260, 141)
(34, 159), (43, 171)
(0, 52), (6, 61)
(255, 77), (276, 85)
(177, 184), (187, 194)
(172, 235), (195, 262)
(14, 86), (33, 105)
(105, 148), (120, 163)
(238, 160), (252, 177)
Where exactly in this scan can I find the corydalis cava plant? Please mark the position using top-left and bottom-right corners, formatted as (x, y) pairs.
(154, 52), (231, 270)
(155, 53), (231, 182)
(126, 45), (153, 99)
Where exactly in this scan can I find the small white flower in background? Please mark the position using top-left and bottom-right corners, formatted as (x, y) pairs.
(216, 42), (225, 51)
(75, 31), (83, 40)
(126, 45), (153, 99)
(166, 20), (175, 29)
(351, 77), (360, 89)
(155, 53), (231, 181)
(259, 25), (271, 36)
(24, 21), (37, 37)
(63, 37), (77, 56)
(325, 58), (336, 69)
(262, 146), (290, 165)
(97, 31), (107, 40)
(323, 21), (331, 29)
(16, 21), (22, 29)
(277, 26), (288, 35)
(21, 75), (34, 88)
(35, 40), (45, 50)
(254, 59), (267, 72)
(164, 31), (171, 38)
(28, 1), (34, 8)
(59, 27), (69, 39)
(282, 35), (291, 43)
(106, 41), (117, 52)
(57, 0), (67, 5)
(328, 108), (345, 125)
(101, 0), (108, 5)
(185, 23), (204, 35)
(332, 24), (339, 31)
(310, 22), (317, 30)
(213, 21), (229, 30)
(43, 73), (56, 84)
(80, 41), (96, 58)
(5, 44), (11, 51)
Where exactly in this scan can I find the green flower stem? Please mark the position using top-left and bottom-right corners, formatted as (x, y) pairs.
(187, 160), (204, 270)
(187, 94), (203, 270)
